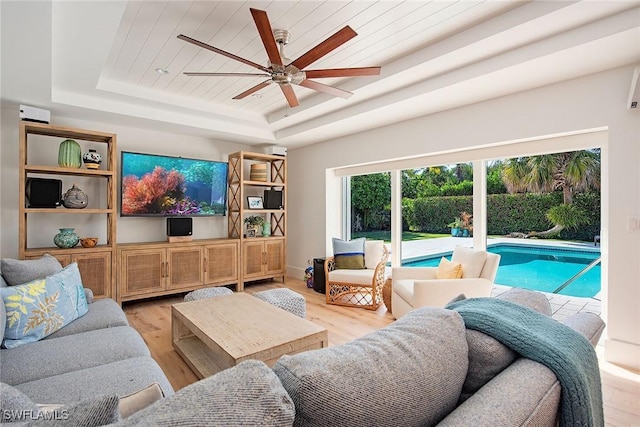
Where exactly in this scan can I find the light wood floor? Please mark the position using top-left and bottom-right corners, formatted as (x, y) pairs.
(123, 278), (640, 426)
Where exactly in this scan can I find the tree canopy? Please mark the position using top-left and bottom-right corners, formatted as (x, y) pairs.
(350, 150), (600, 238)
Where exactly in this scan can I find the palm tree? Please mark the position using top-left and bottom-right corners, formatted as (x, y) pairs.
(501, 150), (600, 236)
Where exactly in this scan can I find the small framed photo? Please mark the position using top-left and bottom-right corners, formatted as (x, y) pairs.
(246, 229), (257, 238)
(247, 196), (263, 209)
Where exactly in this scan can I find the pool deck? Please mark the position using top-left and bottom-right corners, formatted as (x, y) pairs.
(397, 236), (602, 321)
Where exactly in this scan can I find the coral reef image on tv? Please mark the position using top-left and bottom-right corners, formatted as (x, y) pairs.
(121, 151), (228, 216)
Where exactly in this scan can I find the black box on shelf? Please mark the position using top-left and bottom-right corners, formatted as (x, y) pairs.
(167, 217), (193, 237)
(25, 178), (61, 208)
(264, 190), (283, 209)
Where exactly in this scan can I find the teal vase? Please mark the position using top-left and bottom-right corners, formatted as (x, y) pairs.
(53, 228), (79, 248)
(262, 222), (271, 237)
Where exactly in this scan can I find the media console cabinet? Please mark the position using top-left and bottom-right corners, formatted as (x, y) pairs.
(116, 238), (239, 303)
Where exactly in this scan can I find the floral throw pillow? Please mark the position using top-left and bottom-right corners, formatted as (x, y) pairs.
(0, 263), (88, 348)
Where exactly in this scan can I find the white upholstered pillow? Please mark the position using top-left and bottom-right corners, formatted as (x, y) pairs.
(364, 240), (385, 270)
(451, 246), (487, 278)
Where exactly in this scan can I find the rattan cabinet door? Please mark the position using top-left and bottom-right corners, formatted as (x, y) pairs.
(71, 251), (112, 299)
(204, 241), (239, 286)
(243, 240), (265, 279)
(119, 249), (166, 297)
(167, 247), (203, 290)
(264, 238), (285, 276)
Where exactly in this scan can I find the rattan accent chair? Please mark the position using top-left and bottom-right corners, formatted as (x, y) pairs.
(324, 242), (389, 310)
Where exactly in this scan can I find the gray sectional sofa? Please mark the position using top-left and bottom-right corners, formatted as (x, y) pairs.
(0, 257), (173, 421)
(117, 288), (604, 427)
(1, 255), (604, 426)
(0, 297), (173, 405)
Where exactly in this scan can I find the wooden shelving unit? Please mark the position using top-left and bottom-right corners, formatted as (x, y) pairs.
(18, 122), (117, 300)
(228, 151), (286, 290)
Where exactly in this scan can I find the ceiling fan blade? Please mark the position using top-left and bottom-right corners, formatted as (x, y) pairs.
(280, 84), (299, 107)
(250, 8), (282, 67)
(184, 72), (270, 77)
(178, 34), (270, 73)
(233, 80), (272, 100)
(298, 79), (352, 99)
(291, 26), (357, 70)
(304, 67), (381, 78)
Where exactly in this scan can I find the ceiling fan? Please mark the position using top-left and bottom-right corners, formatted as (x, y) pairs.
(177, 8), (381, 108)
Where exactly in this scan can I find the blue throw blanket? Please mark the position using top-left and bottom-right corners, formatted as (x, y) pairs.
(446, 298), (604, 427)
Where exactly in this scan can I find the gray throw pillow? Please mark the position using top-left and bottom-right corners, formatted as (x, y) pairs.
(118, 360), (294, 426)
(84, 288), (94, 304)
(447, 293), (466, 305)
(1, 254), (63, 286)
(495, 287), (551, 316)
(274, 306), (468, 427)
(458, 288), (552, 402)
(562, 312), (605, 346)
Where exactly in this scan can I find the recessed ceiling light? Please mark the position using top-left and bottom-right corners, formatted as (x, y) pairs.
(155, 67), (170, 75)
(252, 93), (262, 98)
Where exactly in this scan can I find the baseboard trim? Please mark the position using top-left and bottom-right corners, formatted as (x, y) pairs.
(604, 338), (640, 371)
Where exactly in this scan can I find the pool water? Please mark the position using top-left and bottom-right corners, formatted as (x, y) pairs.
(402, 244), (601, 298)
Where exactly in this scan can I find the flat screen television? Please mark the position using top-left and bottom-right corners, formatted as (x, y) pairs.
(120, 151), (228, 216)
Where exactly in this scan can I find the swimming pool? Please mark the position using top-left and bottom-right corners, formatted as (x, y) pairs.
(402, 244), (601, 298)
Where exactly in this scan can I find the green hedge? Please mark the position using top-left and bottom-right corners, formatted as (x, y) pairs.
(402, 192), (600, 241)
(409, 196), (473, 233)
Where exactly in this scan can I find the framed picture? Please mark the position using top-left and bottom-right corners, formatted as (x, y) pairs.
(247, 196), (263, 209)
(246, 229), (257, 238)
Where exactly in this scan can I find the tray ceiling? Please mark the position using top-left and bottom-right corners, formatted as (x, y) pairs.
(2, 1), (639, 147)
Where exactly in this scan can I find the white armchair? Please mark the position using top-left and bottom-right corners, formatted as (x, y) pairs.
(391, 246), (500, 319)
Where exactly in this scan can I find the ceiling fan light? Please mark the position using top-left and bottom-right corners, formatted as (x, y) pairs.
(272, 72), (292, 84)
(273, 29), (290, 46)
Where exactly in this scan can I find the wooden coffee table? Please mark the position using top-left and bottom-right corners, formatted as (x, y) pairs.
(172, 292), (328, 378)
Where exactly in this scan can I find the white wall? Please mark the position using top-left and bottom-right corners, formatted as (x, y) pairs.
(288, 64), (640, 370)
(0, 108), (250, 257)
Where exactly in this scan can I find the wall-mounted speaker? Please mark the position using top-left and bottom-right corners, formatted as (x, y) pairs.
(264, 190), (283, 209)
(167, 217), (193, 237)
(25, 178), (62, 208)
